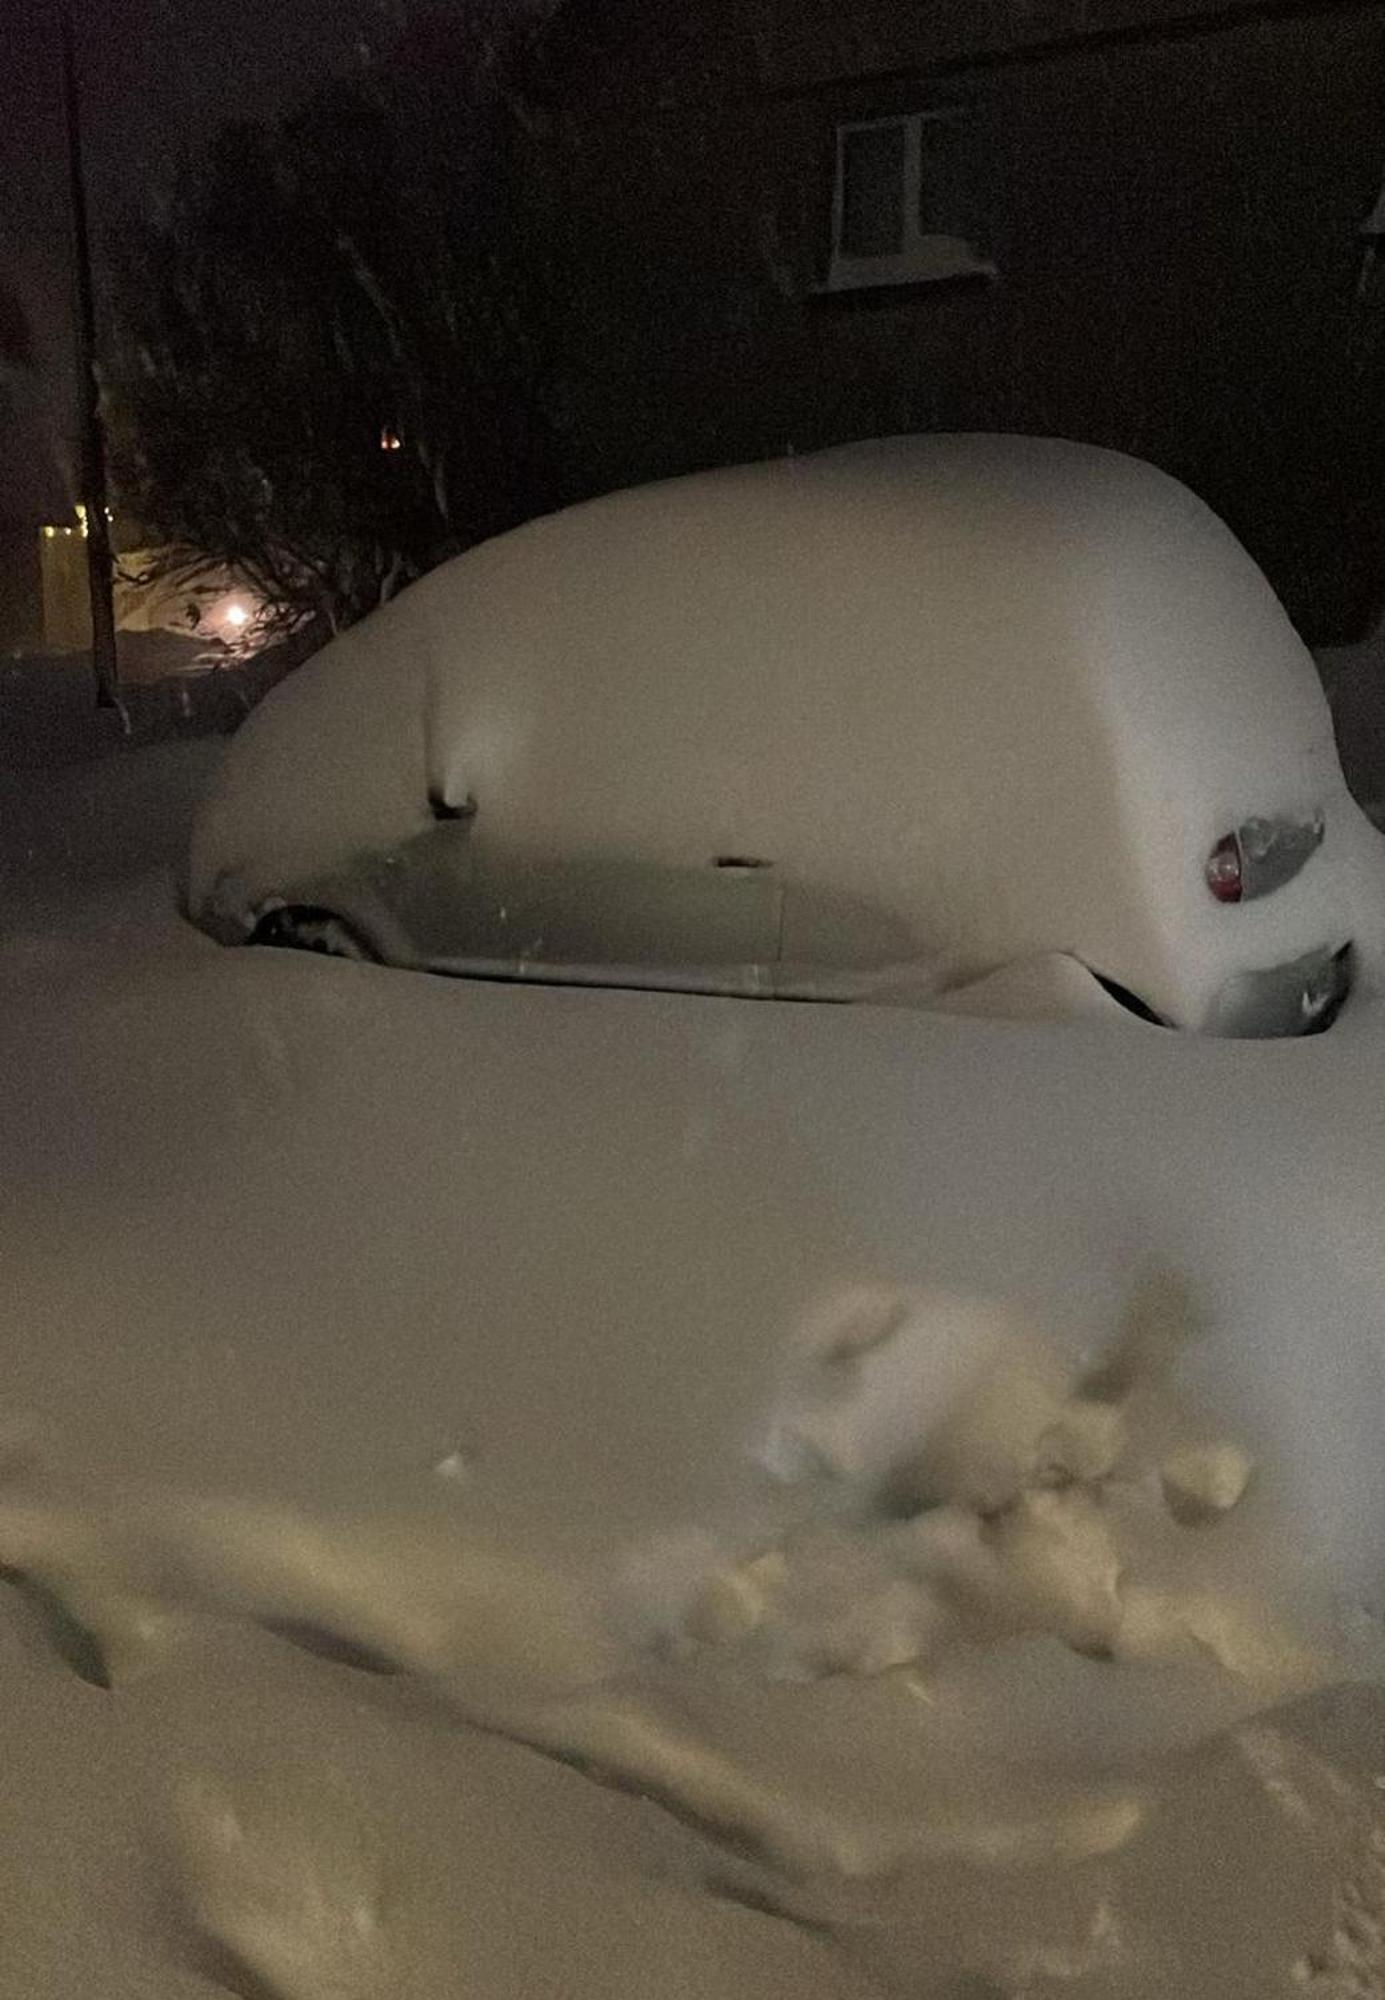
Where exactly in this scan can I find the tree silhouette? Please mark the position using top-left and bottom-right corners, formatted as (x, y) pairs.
(0, 284), (36, 372)
(105, 6), (561, 638)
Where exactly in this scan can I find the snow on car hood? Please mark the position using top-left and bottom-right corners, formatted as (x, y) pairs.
(4, 920), (1385, 1996)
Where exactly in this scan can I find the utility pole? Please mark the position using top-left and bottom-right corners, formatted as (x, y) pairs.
(60, 0), (120, 710)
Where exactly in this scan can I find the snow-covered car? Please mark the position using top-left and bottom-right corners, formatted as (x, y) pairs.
(187, 434), (1385, 1034)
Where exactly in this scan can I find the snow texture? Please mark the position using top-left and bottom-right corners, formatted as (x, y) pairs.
(189, 434), (1385, 1029)
(6, 744), (1385, 1996)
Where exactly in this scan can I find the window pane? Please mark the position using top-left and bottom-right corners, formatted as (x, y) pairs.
(839, 123), (906, 259)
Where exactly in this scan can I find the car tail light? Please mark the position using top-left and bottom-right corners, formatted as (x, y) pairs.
(1205, 834), (1243, 903)
(1205, 810), (1324, 905)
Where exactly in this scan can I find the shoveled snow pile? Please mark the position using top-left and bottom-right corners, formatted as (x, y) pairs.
(4, 745), (1385, 1996)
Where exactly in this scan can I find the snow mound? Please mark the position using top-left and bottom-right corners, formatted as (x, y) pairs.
(6, 738), (1385, 1993)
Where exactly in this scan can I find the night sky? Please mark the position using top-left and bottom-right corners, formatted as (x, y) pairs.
(1, 0), (412, 518)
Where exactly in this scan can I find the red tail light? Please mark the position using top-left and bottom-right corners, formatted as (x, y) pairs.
(1205, 833), (1243, 903)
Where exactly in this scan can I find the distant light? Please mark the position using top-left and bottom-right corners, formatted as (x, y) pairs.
(64, 504), (111, 536)
(224, 601), (250, 629)
(380, 426), (403, 452)
(43, 525), (56, 539)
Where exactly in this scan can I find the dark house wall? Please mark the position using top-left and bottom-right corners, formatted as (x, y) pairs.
(530, 0), (1385, 641)
(0, 525), (42, 652)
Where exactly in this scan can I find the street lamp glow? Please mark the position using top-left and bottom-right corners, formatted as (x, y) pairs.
(224, 602), (250, 630)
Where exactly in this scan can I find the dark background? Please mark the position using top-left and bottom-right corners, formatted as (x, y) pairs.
(0, 0), (410, 517)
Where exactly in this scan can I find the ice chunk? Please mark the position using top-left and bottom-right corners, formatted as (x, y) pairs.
(983, 1489), (1125, 1657)
(1161, 1442), (1254, 1525)
(766, 1288), (1071, 1512)
(430, 1450), (471, 1483)
(797, 1283), (913, 1366)
(686, 1549), (788, 1647)
(1116, 1584), (1321, 1694)
(1034, 1398), (1127, 1486)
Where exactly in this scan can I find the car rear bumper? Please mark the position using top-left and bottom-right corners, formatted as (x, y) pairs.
(1200, 941), (1353, 1038)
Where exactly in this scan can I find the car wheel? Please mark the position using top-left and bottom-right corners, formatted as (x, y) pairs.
(248, 904), (379, 963)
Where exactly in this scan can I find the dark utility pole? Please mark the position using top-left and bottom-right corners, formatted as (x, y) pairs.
(60, 0), (120, 708)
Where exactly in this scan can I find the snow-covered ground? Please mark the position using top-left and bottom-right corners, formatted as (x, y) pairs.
(4, 744), (1385, 1997)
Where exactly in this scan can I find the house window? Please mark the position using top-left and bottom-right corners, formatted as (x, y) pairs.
(827, 111), (994, 293)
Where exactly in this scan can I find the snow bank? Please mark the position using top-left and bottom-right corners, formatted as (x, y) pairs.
(7, 740), (1385, 1993)
(4, 909), (1385, 1990)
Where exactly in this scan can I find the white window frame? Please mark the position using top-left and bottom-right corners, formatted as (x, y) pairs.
(826, 110), (995, 294)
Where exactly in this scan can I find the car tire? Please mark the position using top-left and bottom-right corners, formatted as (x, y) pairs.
(248, 905), (379, 963)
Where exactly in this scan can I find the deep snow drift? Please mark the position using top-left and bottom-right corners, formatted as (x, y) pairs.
(4, 745), (1385, 1997)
